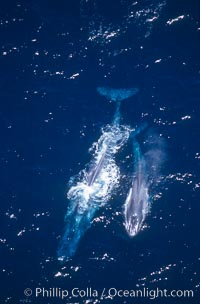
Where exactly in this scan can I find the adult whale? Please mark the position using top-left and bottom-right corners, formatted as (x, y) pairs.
(57, 87), (138, 261)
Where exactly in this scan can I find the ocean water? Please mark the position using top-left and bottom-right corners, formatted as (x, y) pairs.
(0, 0), (200, 303)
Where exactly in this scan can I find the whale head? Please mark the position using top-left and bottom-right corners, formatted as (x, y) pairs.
(125, 213), (141, 237)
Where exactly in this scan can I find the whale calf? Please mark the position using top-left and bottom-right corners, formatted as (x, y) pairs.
(124, 139), (150, 237)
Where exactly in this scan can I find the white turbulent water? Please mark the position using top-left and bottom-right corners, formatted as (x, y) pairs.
(68, 124), (131, 206)
(56, 123), (131, 261)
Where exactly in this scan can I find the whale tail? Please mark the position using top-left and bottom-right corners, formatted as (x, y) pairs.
(97, 87), (139, 102)
(97, 86), (139, 125)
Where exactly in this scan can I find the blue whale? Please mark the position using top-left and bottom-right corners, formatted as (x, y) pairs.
(58, 87), (138, 261)
(124, 138), (150, 237)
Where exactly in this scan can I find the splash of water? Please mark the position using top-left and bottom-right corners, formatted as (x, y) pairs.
(57, 124), (130, 261)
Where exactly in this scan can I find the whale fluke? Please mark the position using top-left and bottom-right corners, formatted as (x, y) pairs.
(97, 87), (139, 102)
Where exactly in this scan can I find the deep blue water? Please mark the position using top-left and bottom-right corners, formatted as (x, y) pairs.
(0, 0), (200, 303)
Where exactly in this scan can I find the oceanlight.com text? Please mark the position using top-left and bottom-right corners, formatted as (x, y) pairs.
(24, 286), (194, 300)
